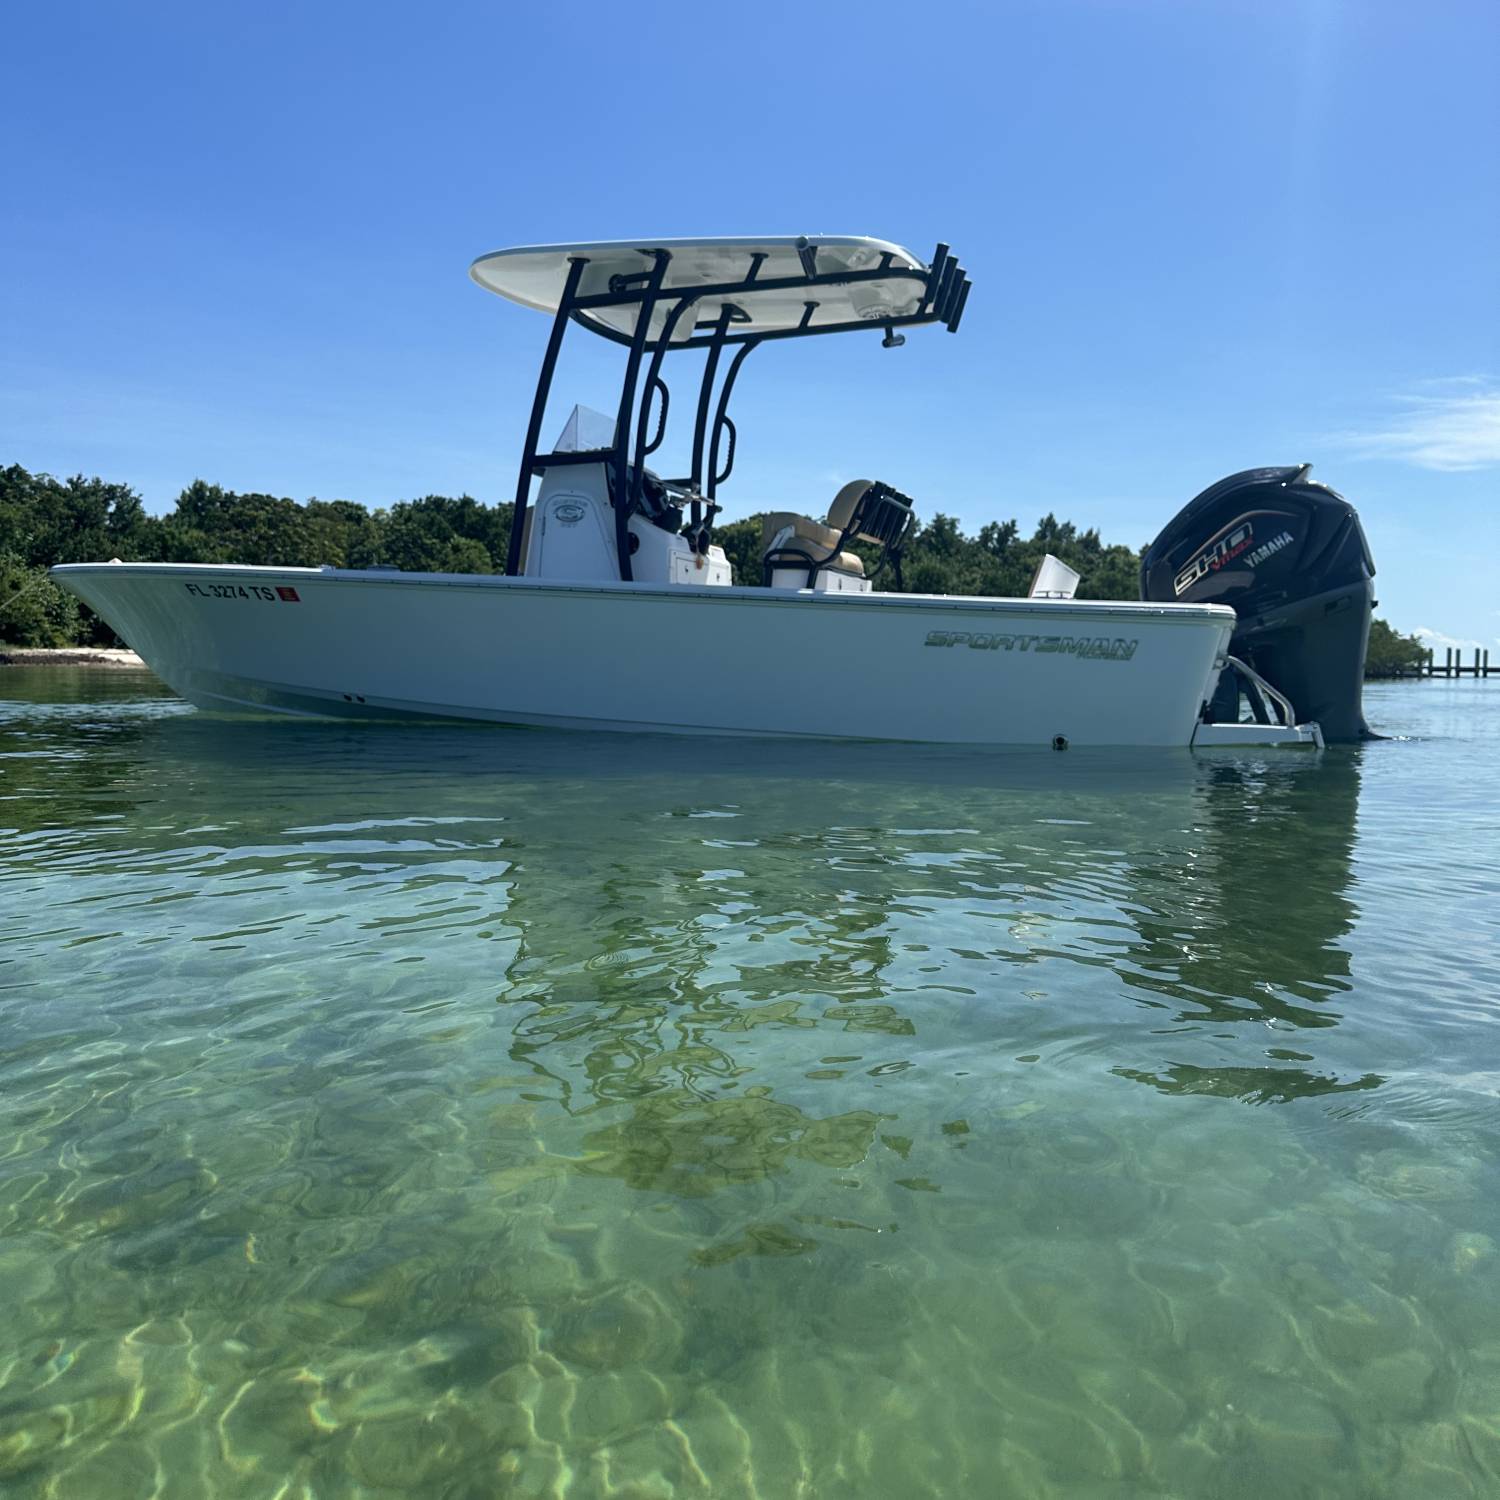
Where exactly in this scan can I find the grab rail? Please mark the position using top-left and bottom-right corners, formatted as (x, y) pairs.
(1224, 654), (1299, 728)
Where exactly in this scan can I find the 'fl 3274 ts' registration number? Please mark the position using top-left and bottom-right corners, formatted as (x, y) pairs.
(184, 582), (301, 603)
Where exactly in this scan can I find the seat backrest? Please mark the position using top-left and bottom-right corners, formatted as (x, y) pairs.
(827, 480), (878, 541)
(826, 480), (916, 551)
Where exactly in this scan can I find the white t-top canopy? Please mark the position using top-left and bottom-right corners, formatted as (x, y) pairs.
(469, 236), (932, 342)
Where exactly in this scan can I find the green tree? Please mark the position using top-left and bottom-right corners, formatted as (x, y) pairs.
(0, 464), (158, 567)
(1364, 617), (1427, 676)
(157, 481), (327, 566)
(895, 512), (1144, 600)
(376, 495), (513, 573)
(0, 553), (82, 646)
(712, 516), (765, 586)
(305, 499), (384, 569)
(0, 465), (161, 644)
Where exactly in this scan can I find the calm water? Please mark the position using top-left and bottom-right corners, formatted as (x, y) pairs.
(2, 670), (1498, 1499)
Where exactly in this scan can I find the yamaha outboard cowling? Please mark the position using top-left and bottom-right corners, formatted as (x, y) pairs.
(1141, 466), (1375, 741)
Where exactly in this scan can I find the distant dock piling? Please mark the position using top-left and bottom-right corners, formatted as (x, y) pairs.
(1369, 646), (1496, 681)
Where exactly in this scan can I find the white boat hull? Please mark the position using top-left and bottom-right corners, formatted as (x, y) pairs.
(53, 563), (1238, 748)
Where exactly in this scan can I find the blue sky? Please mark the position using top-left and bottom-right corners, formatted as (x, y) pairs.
(3, 0), (1496, 645)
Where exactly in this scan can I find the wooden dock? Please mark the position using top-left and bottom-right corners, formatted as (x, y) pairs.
(1368, 647), (1497, 681)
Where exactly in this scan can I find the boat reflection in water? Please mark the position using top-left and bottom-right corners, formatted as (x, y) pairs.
(1112, 753), (1376, 1104)
(474, 739), (1370, 1206)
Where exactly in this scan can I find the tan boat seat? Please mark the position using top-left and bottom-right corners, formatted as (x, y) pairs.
(761, 479), (915, 588)
(760, 511), (842, 553)
(762, 511), (866, 578)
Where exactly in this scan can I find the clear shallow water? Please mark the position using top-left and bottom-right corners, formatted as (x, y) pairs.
(1, 670), (1498, 1500)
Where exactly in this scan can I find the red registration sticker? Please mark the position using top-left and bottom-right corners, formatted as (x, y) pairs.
(276, 586), (301, 602)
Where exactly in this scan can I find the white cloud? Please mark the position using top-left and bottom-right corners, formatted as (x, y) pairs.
(1414, 625), (1487, 653)
(1336, 378), (1500, 472)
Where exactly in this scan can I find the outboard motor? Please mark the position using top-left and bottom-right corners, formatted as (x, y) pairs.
(1141, 466), (1375, 742)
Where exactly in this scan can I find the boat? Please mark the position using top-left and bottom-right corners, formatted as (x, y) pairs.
(54, 235), (1375, 748)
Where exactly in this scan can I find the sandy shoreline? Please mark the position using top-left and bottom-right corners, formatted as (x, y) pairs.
(0, 647), (147, 668)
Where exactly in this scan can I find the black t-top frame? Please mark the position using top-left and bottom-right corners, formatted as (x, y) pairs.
(506, 239), (971, 581)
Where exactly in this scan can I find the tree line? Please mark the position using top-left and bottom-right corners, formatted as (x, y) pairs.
(2, 461), (1426, 674)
